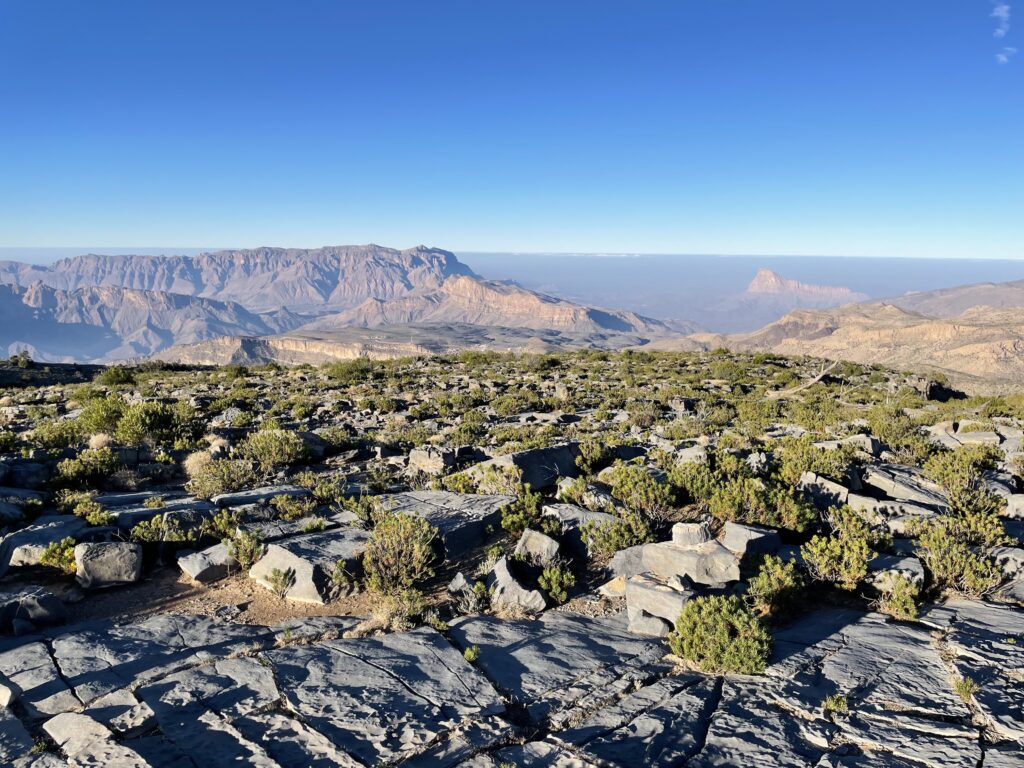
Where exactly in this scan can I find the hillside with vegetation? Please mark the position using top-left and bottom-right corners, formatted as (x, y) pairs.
(0, 349), (1022, 765)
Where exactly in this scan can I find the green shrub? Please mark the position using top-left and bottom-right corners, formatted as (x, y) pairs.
(801, 506), (872, 590)
(0, 429), (19, 453)
(708, 478), (815, 532)
(95, 367), (136, 386)
(954, 675), (980, 702)
(39, 537), (77, 574)
(185, 459), (258, 499)
(773, 435), (855, 485)
(911, 518), (1001, 597)
(580, 510), (652, 559)
(114, 401), (190, 447)
(876, 574), (919, 621)
(538, 563), (576, 604)
(364, 511), (438, 595)
(227, 530), (264, 570)
(668, 461), (717, 504)
(55, 447), (120, 489)
(72, 498), (114, 526)
(668, 596), (772, 674)
(500, 486), (545, 536)
(31, 418), (83, 449)
(605, 464), (676, 519)
(269, 494), (317, 520)
(746, 555), (804, 618)
(238, 429), (307, 473)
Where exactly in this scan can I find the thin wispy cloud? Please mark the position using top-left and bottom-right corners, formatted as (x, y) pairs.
(992, 2), (1011, 38)
(996, 45), (1018, 63)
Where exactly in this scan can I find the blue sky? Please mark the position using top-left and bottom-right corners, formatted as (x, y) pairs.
(0, 1), (1020, 258)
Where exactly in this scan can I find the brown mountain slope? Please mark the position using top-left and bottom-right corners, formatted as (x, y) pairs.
(889, 278), (1024, 318)
(301, 275), (673, 335)
(0, 244), (472, 313)
(648, 303), (1024, 393)
(0, 282), (304, 362)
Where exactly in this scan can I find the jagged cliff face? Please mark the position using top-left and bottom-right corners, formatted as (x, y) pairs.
(304, 275), (669, 334)
(0, 283), (303, 362)
(744, 269), (869, 305)
(0, 245), (473, 313)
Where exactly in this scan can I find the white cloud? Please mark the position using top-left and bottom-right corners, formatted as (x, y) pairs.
(996, 45), (1018, 63)
(992, 2), (1011, 38)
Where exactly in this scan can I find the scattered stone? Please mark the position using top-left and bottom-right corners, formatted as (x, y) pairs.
(249, 527), (369, 603)
(75, 542), (143, 589)
(641, 539), (740, 585)
(513, 528), (560, 566)
(0, 588), (66, 635)
(177, 543), (237, 584)
(487, 556), (546, 615)
(379, 491), (513, 558)
(721, 521), (781, 558)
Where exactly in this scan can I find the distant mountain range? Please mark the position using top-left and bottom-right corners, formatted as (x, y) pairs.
(653, 277), (1024, 392)
(0, 245), (672, 362)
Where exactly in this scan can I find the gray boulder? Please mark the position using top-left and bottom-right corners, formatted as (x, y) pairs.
(641, 540), (740, 585)
(408, 446), (457, 476)
(178, 543), (237, 584)
(378, 490), (513, 558)
(671, 521), (712, 547)
(624, 573), (694, 636)
(542, 503), (617, 556)
(0, 588), (66, 635)
(469, 442), (580, 491)
(861, 464), (948, 508)
(0, 515), (88, 576)
(249, 528), (369, 604)
(487, 556), (546, 615)
(74, 542), (143, 589)
(721, 522), (781, 559)
(513, 529), (560, 567)
(211, 484), (310, 508)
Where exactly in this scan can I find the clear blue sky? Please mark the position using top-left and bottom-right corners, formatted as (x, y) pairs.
(0, 1), (1020, 258)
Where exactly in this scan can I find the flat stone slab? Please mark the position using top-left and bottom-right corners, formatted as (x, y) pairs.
(641, 539), (740, 585)
(249, 527), (370, 603)
(378, 491), (513, 557)
(132, 626), (505, 767)
(0, 640), (81, 720)
(861, 465), (948, 508)
(447, 611), (669, 727)
(178, 543), (237, 583)
(210, 484), (309, 508)
(48, 614), (274, 706)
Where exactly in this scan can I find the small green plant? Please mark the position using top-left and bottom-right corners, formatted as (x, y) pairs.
(822, 693), (849, 715)
(801, 506), (872, 591)
(580, 510), (652, 559)
(954, 675), (980, 702)
(238, 429), (307, 473)
(267, 567), (294, 597)
(73, 499), (114, 526)
(876, 574), (919, 621)
(228, 530), (265, 570)
(270, 493), (317, 520)
(538, 563), (576, 604)
(363, 511), (438, 595)
(463, 644), (481, 662)
(668, 596), (771, 674)
(911, 518), (1002, 598)
(746, 555), (804, 619)
(39, 537), (77, 574)
(185, 459), (257, 499)
(55, 447), (120, 489)
(144, 495), (166, 509)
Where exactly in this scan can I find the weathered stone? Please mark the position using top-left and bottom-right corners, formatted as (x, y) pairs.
(513, 528), (560, 566)
(469, 443), (580, 491)
(799, 471), (849, 509)
(249, 528), (369, 604)
(408, 446), (458, 475)
(0, 641), (80, 719)
(608, 544), (647, 579)
(487, 556), (546, 614)
(0, 515), (88, 576)
(0, 588), (66, 635)
(542, 503), (618, 556)
(378, 490), (513, 557)
(624, 572), (693, 628)
(49, 614), (273, 705)
(75, 542), (143, 589)
(177, 543), (237, 584)
(555, 675), (719, 766)
(210, 484), (309, 507)
(721, 521), (781, 558)
(675, 444), (709, 465)
(866, 553), (925, 591)
(671, 521), (712, 547)
(861, 465), (948, 507)
(0, 706), (33, 765)
(447, 612), (668, 727)
(641, 540), (740, 585)
(43, 712), (151, 767)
